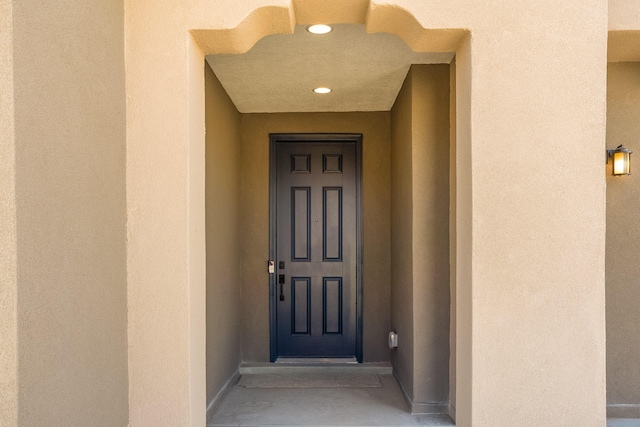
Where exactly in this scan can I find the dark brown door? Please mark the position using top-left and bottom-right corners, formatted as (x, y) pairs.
(270, 135), (361, 360)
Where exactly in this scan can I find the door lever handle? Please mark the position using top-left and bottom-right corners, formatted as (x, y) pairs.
(278, 274), (285, 301)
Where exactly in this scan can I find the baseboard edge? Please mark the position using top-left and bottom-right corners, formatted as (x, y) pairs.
(607, 404), (640, 418)
(391, 369), (448, 415)
(206, 369), (240, 421)
(392, 369), (413, 412)
(411, 402), (450, 415)
(448, 403), (456, 421)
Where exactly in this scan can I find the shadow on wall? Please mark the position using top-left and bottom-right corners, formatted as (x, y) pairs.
(606, 62), (640, 419)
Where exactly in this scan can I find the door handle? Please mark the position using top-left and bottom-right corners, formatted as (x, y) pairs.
(278, 274), (285, 301)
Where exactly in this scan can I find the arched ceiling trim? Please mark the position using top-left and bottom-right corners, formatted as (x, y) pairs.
(191, 0), (468, 55)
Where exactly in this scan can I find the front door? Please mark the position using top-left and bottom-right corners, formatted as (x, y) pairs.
(270, 134), (362, 361)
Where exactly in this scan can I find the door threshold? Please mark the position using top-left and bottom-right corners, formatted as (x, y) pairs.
(275, 357), (358, 364)
(239, 362), (392, 375)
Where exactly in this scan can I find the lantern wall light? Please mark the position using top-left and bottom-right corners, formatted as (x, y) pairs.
(607, 145), (633, 176)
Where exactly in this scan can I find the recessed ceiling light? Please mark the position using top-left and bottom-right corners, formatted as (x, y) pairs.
(313, 87), (332, 94)
(307, 24), (332, 35)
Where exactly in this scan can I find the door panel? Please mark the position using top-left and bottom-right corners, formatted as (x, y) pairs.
(323, 278), (342, 334)
(323, 187), (342, 261)
(273, 138), (358, 359)
(292, 188), (311, 261)
(292, 277), (311, 335)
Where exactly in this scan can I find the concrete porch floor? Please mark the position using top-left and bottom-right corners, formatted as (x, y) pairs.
(207, 365), (640, 427)
(207, 364), (453, 427)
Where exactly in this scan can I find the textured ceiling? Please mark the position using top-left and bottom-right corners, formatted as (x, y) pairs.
(205, 24), (454, 113)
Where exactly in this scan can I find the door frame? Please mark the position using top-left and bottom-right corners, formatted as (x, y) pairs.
(269, 133), (364, 363)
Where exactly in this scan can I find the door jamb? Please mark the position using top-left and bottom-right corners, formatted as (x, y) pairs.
(269, 133), (364, 363)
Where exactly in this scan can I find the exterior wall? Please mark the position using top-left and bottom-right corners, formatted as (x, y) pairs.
(205, 64), (242, 409)
(10, 0), (128, 425)
(454, 35), (473, 425)
(390, 65), (451, 411)
(124, 1), (610, 425)
(0, 0), (17, 424)
(458, 3), (607, 425)
(609, 0), (640, 31)
(411, 65), (450, 408)
(239, 112), (391, 363)
(606, 62), (640, 418)
(608, 0), (640, 62)
(126, 2), (207, 424)
(390, 68), (415, 398)
(448, 58), (458, 417)
(0, 0), (624, 425)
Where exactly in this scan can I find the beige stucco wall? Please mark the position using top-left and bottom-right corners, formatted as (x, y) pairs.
(126, 3), (207, 424)
(411, 65), (450, 407)
(0, 0), (626, 425)
(448, 58), (458, 417)
(607, 0), (640, 62)
(124, 1), (610, 425)
(205, 64), (243, 408)
(609, 0), (640, 31)
(390, 66), (415, 399)
(8, 0), (129, 425)
(606, 62), (640, 418)
(454, 35), (473, 424)
(0, 0), (17, 424)
(456, 3), (607, 425)
(239, 112), (391, 362)
(390, 65), (451, 411)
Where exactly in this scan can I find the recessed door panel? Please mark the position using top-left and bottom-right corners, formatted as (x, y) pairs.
(323, 188), (342, 261)
(323, 278), (342, 335)
(291, 188), (311, 261)
(292, 277), (311, 335)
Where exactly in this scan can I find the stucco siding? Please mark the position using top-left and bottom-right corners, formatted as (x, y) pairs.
(205, 62), (243, 410)
(12, 0), (128, 425)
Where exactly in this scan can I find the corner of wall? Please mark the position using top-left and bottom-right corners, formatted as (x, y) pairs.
(389, 63), (453, 413)
(205, 62), (243, 408)
(0, 0), (18, 423)
(448, 56), (457, 416)
(389, 66), (415, 401)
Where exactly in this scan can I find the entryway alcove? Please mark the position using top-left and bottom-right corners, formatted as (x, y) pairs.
(200, 8), (463, 422)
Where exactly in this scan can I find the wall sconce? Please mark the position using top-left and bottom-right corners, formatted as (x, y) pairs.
(607, 145), (633, 176)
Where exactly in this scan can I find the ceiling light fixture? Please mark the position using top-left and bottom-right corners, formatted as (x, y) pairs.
(307, 24), (332, 35)
(313, 87), (332, 94)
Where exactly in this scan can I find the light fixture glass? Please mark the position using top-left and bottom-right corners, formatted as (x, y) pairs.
(607, 145), (633, 176)
(313, 87), (332, 94)
(307, 24), (332, 35)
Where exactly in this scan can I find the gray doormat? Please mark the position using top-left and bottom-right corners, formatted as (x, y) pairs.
(237, 373), (382, 388)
